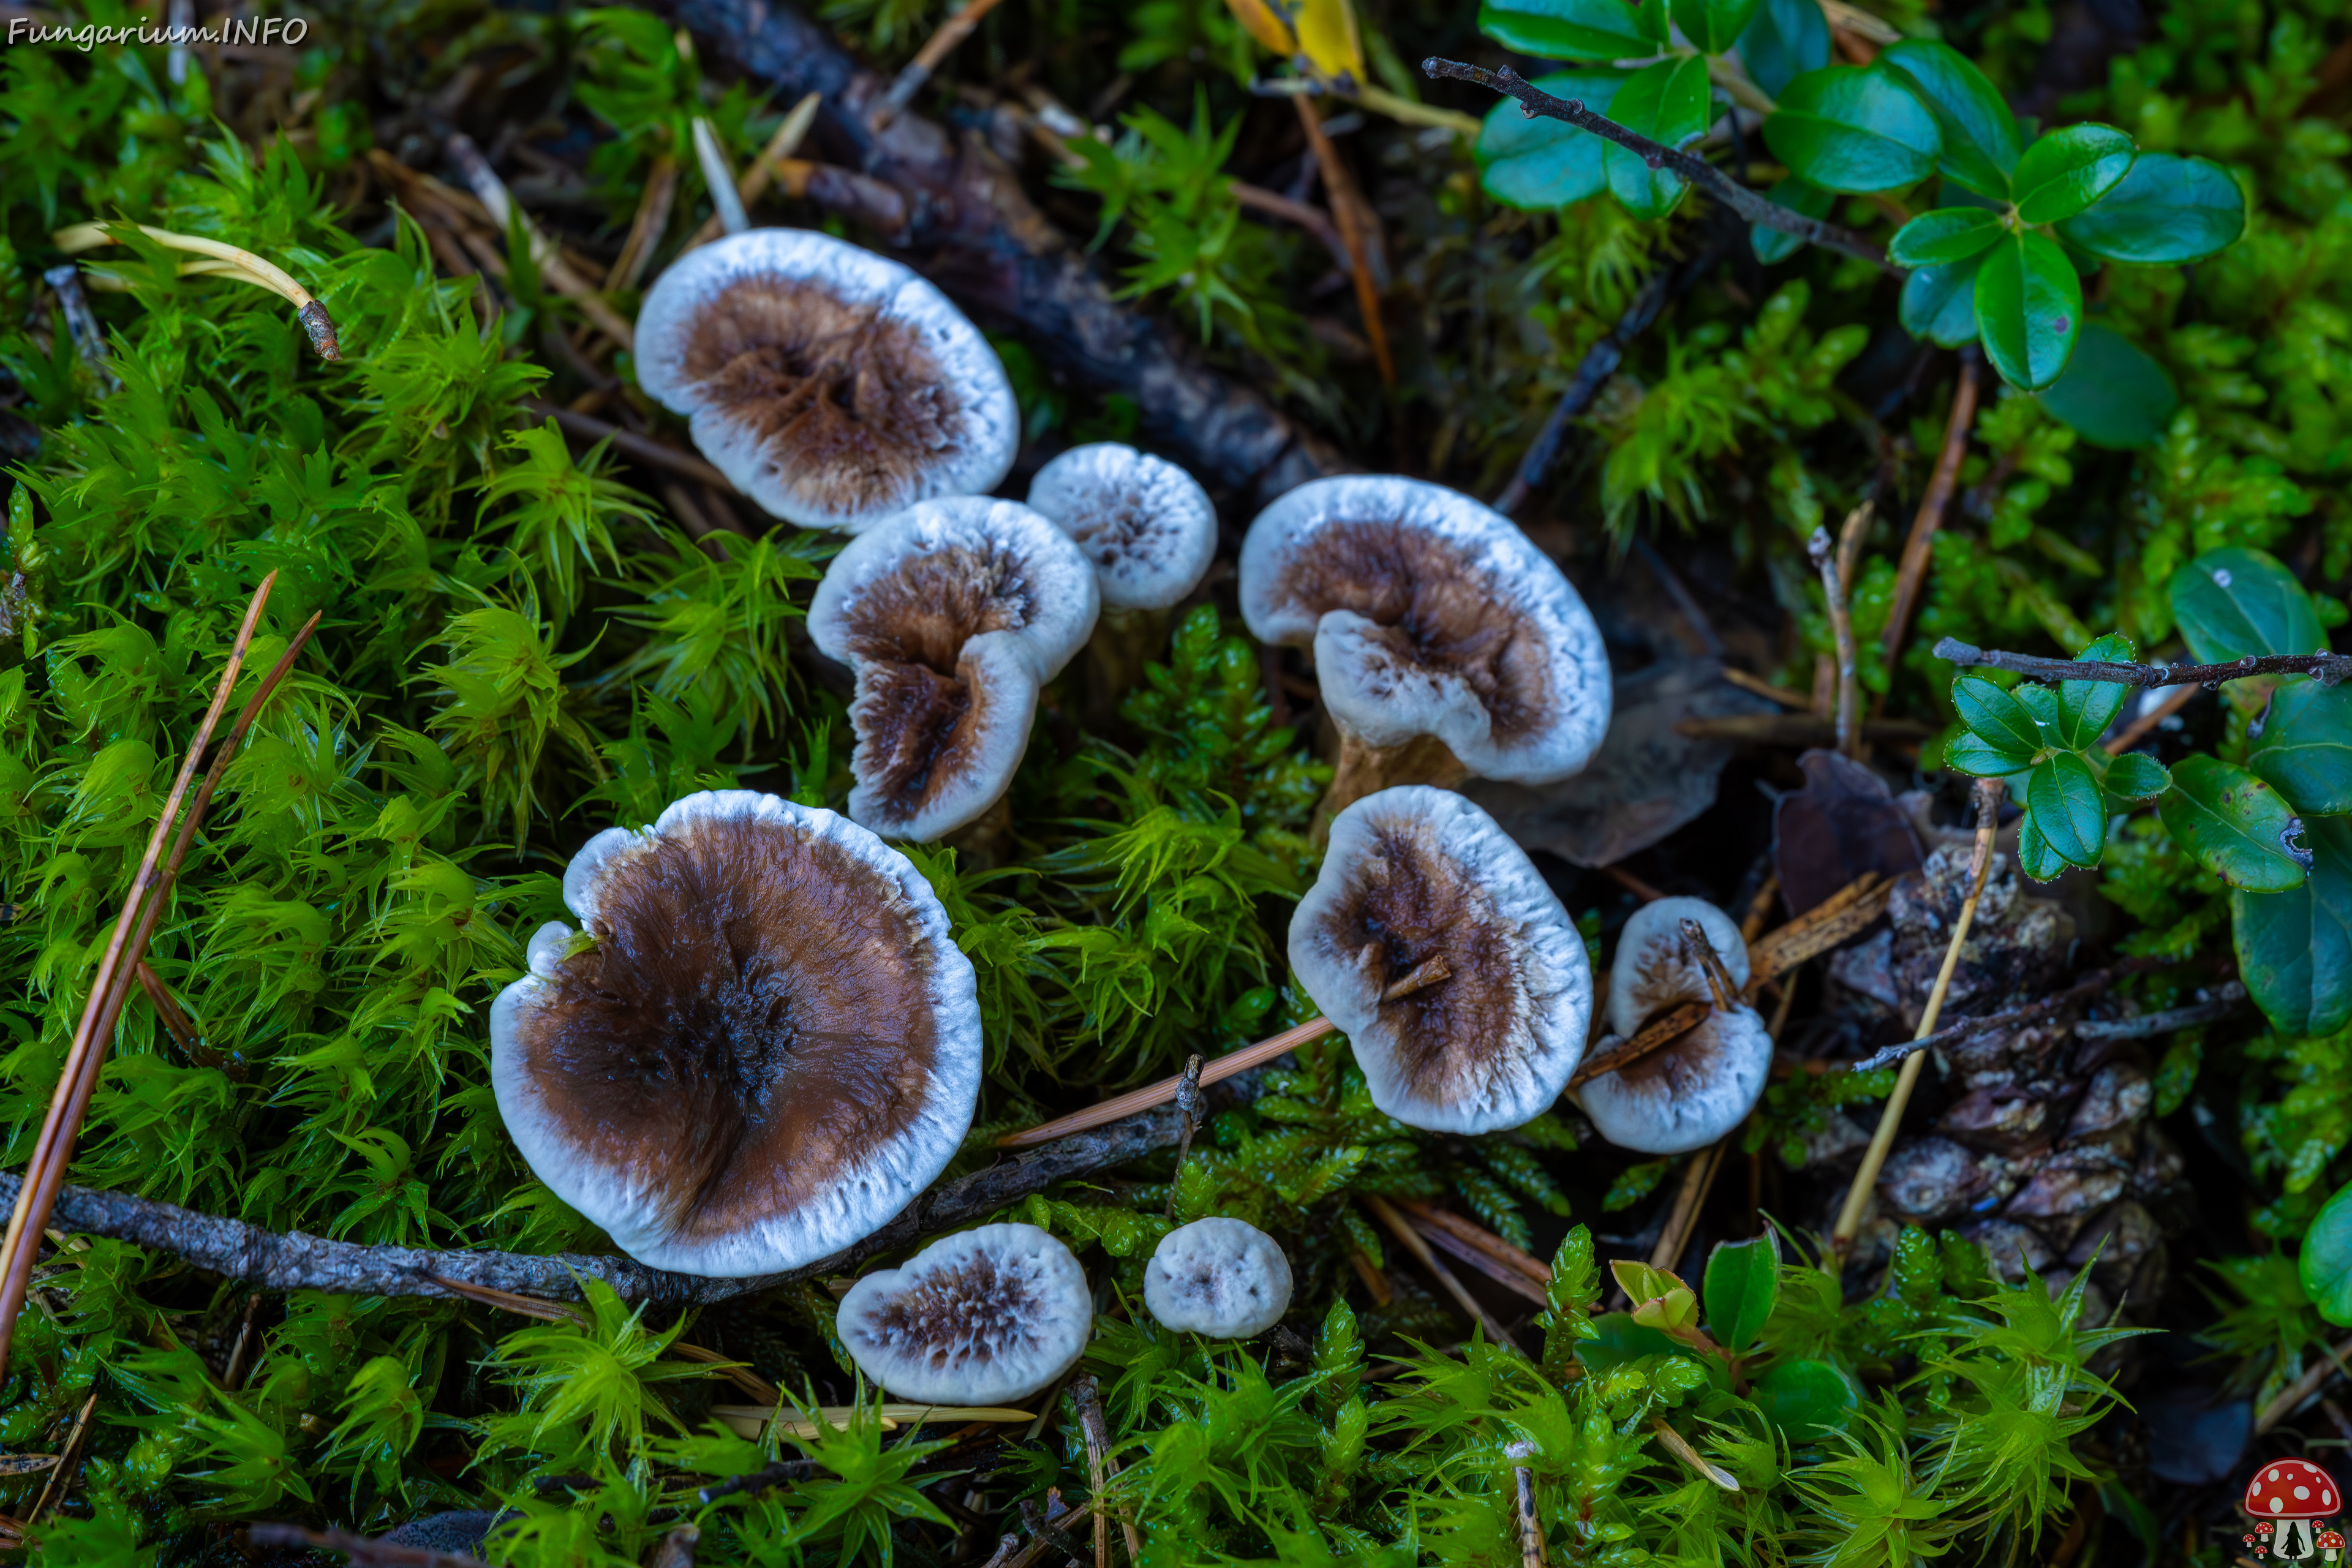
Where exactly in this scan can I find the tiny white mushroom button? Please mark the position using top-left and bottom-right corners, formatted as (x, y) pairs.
(839, 1223), (1093, 1406)
(1144, 1218), (1294, 1338)
(1027, 443), (1218, 611)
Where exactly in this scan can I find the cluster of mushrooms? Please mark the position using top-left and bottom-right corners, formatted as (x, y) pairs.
(485, 227), (1784, 1406)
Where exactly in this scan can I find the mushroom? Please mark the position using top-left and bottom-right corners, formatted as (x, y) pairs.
(1026, 443), (1218, 611)
(1238, 475), (1610, 827)
(489, 790), (982, 1277)
(1288, 786), (1591, 1134)
(1143, 1217), (1294, 1338)
(1578, 896), (1771, 1156)
(2246, 1460), (2341, 1559)
(635, 228), (1019, 532)
(809, 497), (1100, 842)
(837, 1223), (1093, 1405)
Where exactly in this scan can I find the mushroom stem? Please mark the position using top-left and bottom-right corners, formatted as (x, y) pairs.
(1831, 778), (2005, 1259)
(1316, 729), (1471, 840)
(50, 222), (341, 359)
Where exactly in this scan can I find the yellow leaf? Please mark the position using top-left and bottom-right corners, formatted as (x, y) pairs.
(1222, 0), (1299, 56)
(1294, 0), (1364, 81)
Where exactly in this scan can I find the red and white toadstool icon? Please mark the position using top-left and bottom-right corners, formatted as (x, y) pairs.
(2318, 1528), (2344, 1562)
(2245, 1459), (2340, 1559)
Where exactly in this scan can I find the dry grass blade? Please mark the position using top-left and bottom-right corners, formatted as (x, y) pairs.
(610, 154), (679, 292)
(2257, 1333), (2352, 1433)
(521, 398), (736, 492)
(2105, 684), (2199, 756)
(1400, 1213), (1550, 1305)
(1293, 97), (1394, 386)
(444, 134), (636, 349)
(998, 1017), (1336, 1148)
(1394, 1200), (1550, 1284)
(1744, 873), (1889, 984)
(1649, 1417), (1739, 1490)
(1648, 1139), (1729, 1273)
(1363, 1194), (1522, 1347)
(684, 91), (821, 252)
(52, 222), (340, 358)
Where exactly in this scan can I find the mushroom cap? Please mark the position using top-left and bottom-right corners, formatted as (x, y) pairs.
(809, 497), (1101, 840)
(489, 791), (982, 1277)
(838, 1223), (1093, 1405)
(1237, 476), (1610, 783)
(1289, 786), (1591, 1134)
(1143, 1218), (1294, 1338)
(635, 228), (1019, 533)
(1025, 443), (1218, 610)
(2247, 1460), (2340, 1518)
(1606, 895), (1752, 1036)
(1578, 1004), (1773, 1155)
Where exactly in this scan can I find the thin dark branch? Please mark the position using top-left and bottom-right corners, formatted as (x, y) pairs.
(1935, 636), (2352, 688)
(698, 1458), (826, 1505)
(1846, 959), (2174, 1073)
(247, 1525), (490, 1568)
(1419, 59), (1897, 275)
(2074, 981), (2246, 1040)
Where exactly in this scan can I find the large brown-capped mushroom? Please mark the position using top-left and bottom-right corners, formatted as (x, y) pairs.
(489, 791), (982, 1276)
(635, 229), (1019, 532)
(809, 497), (1100, 842)
(1288, 786), (1591, 1134)
(1578, 897), (1770, 1156)
(1238, 476), (1610, 826)
(838, 1223), (1093, 1404)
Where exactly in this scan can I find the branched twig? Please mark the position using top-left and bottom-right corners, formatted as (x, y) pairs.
(1419, 59), (1896, 274)
(2073, 981), (2245, 1039)
(1844, 956), (2176, 1072)
(1935, 637), (2352, 688)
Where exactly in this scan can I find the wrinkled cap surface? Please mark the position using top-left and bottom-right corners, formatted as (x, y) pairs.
(1143, 1217), (1294, 1338)
(1580, 1004), (1772, 1155)
(1026, 443), (1218, 610)
(839, 1223), (1092, 1404)
(1289, 786), (1591, 1134)
(636, 229), (1018, 532)
(1238, 476), (1610, 783)
(489, 791), (981, 1276)
(809, 497), (1100, 840)
(1606, 896), (1752, 1036)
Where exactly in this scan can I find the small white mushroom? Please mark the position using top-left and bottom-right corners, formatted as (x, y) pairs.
(1025, 443), (1218, 611)
(635, 228), (1019, 532)
(838, 1223), (1093, 1405)
(809, 497), (1101, 841)
(1143, 1217), (1293, 1338)
(1289, 786), (1591, 1134)
(1580, 895), (1770, 1156)
(489, 791), (982, 1276)
(1239, 476), (1611, 823)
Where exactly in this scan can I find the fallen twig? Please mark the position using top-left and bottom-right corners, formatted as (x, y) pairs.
(2257, 1334), (2352, 1434)
(874, 0), (1009, 128)
(1881, 350), (1981, 671)
(1648, 1139), (1730, 1274)
(1845, 957), (2174, 1072)
(1810, 508), (1868, 760)
(611, 154), (680, 291)
(1295, 96), (1393, 386)
(2103, 684), (2201, 755)
(1231, 183), (1352, 273)
(1363, 1193), (1523, 1348)
(1934, 638), (2352, 688)
(2074, 982), (2245, 1039)
(248, 1524), (490, 1568)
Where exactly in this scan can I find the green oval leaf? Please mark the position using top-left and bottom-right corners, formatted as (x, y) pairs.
(2056, 631), (2138, 750)
(2035, 322), (2179, 449)
(2236, 816), (2352, 1036)
(1672, 0), (1762, 59)
(2103, 750), (2171, 802)
(1974, 230), (2084, 390)
(1604, 56), (1711, 221)
(2011, 123), (2136, 225)
(1763, 63), (1942, 194)
(1735, 0), (1829, 99)
(1752, 1358), (1858, 1443)
(1899, 251), (1986, 347)
(2301, 1180), (2352, 1328)
(1702, 1233), (1779, 1355)
(2252, 681), (2352, 817)
(1477, 0), (1667, 61)
(2158, 753), (2309, 892)
(1889, 206), (2005, 267)
(2016, 812), (2067, 881)
(1753, 177), (1836, 265)
(2170, 547), (2326, 664)
(1878, 39), (2021, 197)
(1951, 674), (2045, 758)
(2026, 751), (2108, 869)
(2054, 153), (2247, 264)
(1945, 729), (2034, 778)
(1477, 70), (1630, 210)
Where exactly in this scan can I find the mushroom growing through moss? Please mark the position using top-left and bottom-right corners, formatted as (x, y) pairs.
(1288, 786), (1591, 1133)
(1144, 1217), (1294, 1338)
(1239, 475), (1610, 827)
(810, 497), (1100, 842)
(838, 1223), (1093, 1404)
(635, 228), (1019, 532)
(1578, 897), (1771, 1156)
(489, 791), (981, 1276)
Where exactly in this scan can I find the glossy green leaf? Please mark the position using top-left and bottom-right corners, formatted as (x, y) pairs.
(2169, 548), (2326, 664)
(1672, 0), (1762, 58)
(2011, 124), (2135, 225)
(1477, 0), (1666, 61)
(1889, 207), (2005, 266)
(2157, 754), (2308, 892)
(2035, 322), (2178, 449)
(1974, 230), (2083, 390)
(1702, 1234), (1779, 1355)
(1735, 0), (1829, 99)
(1752, 1358), (1858, 1443)
(1878, 39), (2020, 197)
(1575, 1311), (1689, 1374)
(1752, 177), (1836, 266)
(2026, 751), (2107, 868)
(2301, 1180), (2352, 1328)
(2236, 816), (2352, 1036)
(1763, 64), (1942, 194)
(1899, 251), (1986, 347)
(2103, 750), (2171, 802)
(1952, 674), (2046, 758)
(1945, 729), (2034, 778)
(2016, 812), (2067, 881)
(1604, 56), (1711, 221)
(2251, 681), (2352, 817)
(2056, 631), (2137, 750)
(2054, 153), (2247, 263)
(1477, 70), (1629, 210)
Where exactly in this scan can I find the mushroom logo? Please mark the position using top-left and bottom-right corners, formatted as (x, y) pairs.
(1577, 897), (1774, 1155)
(2321, 1528), (2345, 1562)
(2245, 1460), (2341, 1559)
(489, 791), (983, 1276)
